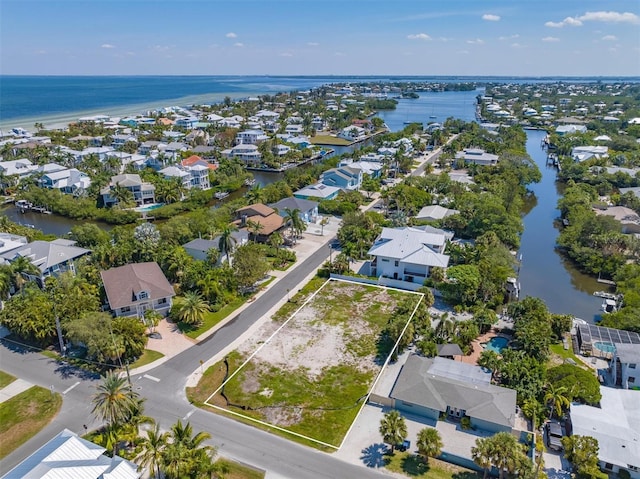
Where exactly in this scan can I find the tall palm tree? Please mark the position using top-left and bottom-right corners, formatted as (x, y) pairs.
(416, 427), (443, 464)
(9, 256), (40, 292)
(283, 208), (304, 242)
(544, 384), (570, 419)
(163, 421), (215, 479)
(245, 184), (265, 204)
(91, 371), (140, 429)
(173, 291), (210, 326)
(379, 410), (407, 453)
(246, 219), (264, 241)
(491, 432), (521, 479)
(0, 264), (13, 299)
(137, 424), (168, 479)
(218, 224), (238, 264)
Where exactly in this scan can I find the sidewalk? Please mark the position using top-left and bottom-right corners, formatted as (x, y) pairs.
(0, 378), (33, 404)
(129, 216), (341, 377)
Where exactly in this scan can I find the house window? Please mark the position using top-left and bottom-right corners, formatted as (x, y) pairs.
(394, 261), (399, 267)
(138, 291), (149, 300)
(629, 363), (636, 369)
(381, 259), (389, 262)
(604, 463), (613, 471)
(629, 377), (636, 383)
(158, 298), (167, 305)
(121, 306), (131, 313)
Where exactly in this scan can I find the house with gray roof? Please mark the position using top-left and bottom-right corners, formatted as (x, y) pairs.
(320, 166), (363, 190)
(368, 226), (451, 288)
(101, 262), (175, 318)
(100, 173), (156, 207)
(455, 148), (499, 166)
(390, 355), (517, 433)
(294, 182), (341, 200)
(269, 197), (319, 223)
(182, 232), (248, 261)
(2, 428), (140, 479)
(0, 239), (90, 287)
(611, 343), (640, 390)
(415, 205), (460, 222)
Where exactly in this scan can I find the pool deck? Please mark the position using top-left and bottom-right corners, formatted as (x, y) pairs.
(460, 326), (512, 366)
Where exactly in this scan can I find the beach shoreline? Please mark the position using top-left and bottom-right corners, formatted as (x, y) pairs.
(0, 90), (265, 132)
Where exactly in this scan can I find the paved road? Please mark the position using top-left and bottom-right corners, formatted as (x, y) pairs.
(0, 241), (389, 478)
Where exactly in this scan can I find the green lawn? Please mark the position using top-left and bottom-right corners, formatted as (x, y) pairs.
(310, 135), (352, 146)
(191, 279), (421, 448)
(385, 452), (479, 479)
(0, 371), (16, 389)
(130, 349), (164, 369)
(216, 458), (265, 479)
(549, 342), (587, 369)
(0, 386), (63, 459)
(179, 296), (247, 339)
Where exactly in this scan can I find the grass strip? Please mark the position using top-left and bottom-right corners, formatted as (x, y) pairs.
(0, 386), (62, 459)
(0, 371), (16, 389)
(129, 349), (164, 369)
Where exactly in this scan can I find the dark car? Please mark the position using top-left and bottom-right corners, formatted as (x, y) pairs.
(545, 421), (564, 451)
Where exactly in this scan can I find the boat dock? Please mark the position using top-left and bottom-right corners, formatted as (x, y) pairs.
(15, 200), (52, 214)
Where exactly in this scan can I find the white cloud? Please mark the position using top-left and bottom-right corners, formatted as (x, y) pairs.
(511, 43), (523, 48)
(233, 42), (244, 47)
(542, 36), (560, 42)
(101, 44), (115, 49)
(466, 38), (485, 45)
(307, 42), (320, 46)
(279, 52), (293, 57)
(499, 34), (519, 41)
(545, 10), (639, 28)
(580, 11), (639, 24)
(601, 35), (617, 41)
(482, 14), (500, 21)
(226, 32), (237, 38)
(407, 33), (431, 40)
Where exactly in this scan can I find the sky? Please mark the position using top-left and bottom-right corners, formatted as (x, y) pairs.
(1, 0), (639, 76)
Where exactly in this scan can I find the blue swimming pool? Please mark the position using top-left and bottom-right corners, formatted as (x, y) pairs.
(593, 342), (616, 354)
(134, 203), (165, 212)
(482, 336), (509, 353)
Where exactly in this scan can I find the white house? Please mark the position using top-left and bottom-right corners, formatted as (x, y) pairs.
(571, 145), (609, 162)
(455, 148), (499, 166)
(555, 124), (587, 135)
(610, 344), (640, 389)
(570, 387), (640, 479)
(39, 168), (91, 195)
(338, 126), (366, 141)
(368, 226), (451, 287)
(0, 158), (38, 180)
(223, 144), (262, 164)
(236, 129), (268, 145)
(2, 428), (141, 479)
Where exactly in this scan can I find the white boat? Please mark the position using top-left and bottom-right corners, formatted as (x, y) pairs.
(214, 191), (229, 200)
(602, 299), (618, 313)
(593, 291), (617, 300)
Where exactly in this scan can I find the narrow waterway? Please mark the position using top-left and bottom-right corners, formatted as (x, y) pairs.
(519, 129), (604, 322)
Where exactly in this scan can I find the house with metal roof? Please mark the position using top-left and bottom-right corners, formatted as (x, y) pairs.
(390, 355), (517, 433)
(368, 226), (451, 288)
(2, 428), (140, 479)
(570, 387), (640, 479)
(455, 148), (499, 166)
(269, 197), (319, 223)
(293, 182), (341, 200)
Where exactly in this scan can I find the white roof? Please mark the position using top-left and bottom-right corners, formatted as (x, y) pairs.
(159, 166), (190, 178)
(415, 205), (460, 221)
(570, 387), (640, 471)
(368, 227), (450, 267)
(3, 429), (140, 479)
(294, 182), (341, 199)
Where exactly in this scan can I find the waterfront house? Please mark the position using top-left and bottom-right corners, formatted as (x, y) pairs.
(338, 126), (366, 142)
(222, 144), (262, 164)
(593, 206), (640, 235)
(319, 166), (362, 191)
(234, 203), (285, 242)
(415, 205), (460, 222)
(610, 344), (640, 389)
(0, 239), (90, 287)
(390, 355), (517, 433)
(181, 155), (217, 171)
(159, 166), (191, 192)
(455, 148), (499, 166)
(269, 197), (319, 223)
(0, 158), (38, 180)
(2, 428), (141, 479)
(0, 233), (28, 255)
(236, 129), (268, 145)
(101, 262), (175, 318)
(160, 164), (211, 191)
(338, 158), (383, 179)
(39, 168), (91, 196)
(293, 183), (341, 200)
(274, 144), (292, 157)
(100, 173), (156, 207)
(570, 387), (640, 479)
(571, 145), (609, 162)
(368, 226), (451, 287)
(555, 124), (587, 135)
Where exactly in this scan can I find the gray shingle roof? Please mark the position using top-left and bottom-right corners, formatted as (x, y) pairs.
(100, 262), (174, 310)
(0, 240), (89, 273)
(391, 355), (517, 428)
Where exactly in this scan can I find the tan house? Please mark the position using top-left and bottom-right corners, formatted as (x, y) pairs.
(101, 262), (175, 318)
(234, 203), (285, 242)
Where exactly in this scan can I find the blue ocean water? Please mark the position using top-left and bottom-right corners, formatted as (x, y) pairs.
(1, 75), (635, 125)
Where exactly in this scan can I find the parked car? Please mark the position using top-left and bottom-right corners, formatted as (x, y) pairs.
(545, 421), (564, 451)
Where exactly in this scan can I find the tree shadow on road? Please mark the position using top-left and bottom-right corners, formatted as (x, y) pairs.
(54, 360), (100, 381)
(360, 443), (389, 468)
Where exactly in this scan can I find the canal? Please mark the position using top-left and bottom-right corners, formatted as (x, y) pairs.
(519, 129), (604, 322)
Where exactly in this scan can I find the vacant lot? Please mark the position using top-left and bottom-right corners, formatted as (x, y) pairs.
(203, 279), (422, 448)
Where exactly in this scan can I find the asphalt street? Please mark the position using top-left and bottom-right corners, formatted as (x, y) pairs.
(0, 239), (389, 478)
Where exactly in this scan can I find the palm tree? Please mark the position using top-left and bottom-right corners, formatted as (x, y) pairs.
(471, 437), (495, 479)
(9, 256), (40, 292)
(416, 427), (443, 464)
(111, 183), (134, 208)
(218, 224), (238, 264)
(0, 264), (13, 299)
(379, 410), (407, 453)
(173, 291), (210, 326)
(283, 207), (304, 242)
(137, 424), (168, 479)
(491, 432), (521, 479)
(245, 184), (265, 204)
(319, 216), (330, 236)
(246, 219), (264, 241)
(522, 398), (546, 431)
(163, 421), (216, 479)
(91, 371), (140, 429)
(544, 384), (570, 419)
